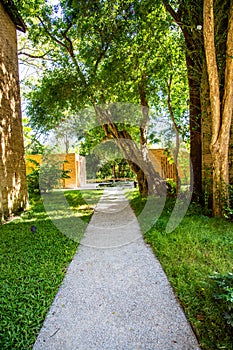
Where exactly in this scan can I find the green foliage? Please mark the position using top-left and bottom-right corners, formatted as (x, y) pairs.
(81, 131), (139, 180)
(166, 178), (177, 197)
(17, 0), (190, 198)
(210, 272), (233, 327)
(23, 117), (50, 155)
(17, 0), (185, 130)
(96, 158), (135, 180)
(79, 126), (107, 156)
(27, 158), (70, 194)
(26, 160), (40, 194)
(128, 189), (233, 350)
(223, 184), (233, 220)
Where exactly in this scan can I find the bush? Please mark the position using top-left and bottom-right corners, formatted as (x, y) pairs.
(166, 178), (176, 197)
(210, 272), (233, 327)
(27, 158), (70, 194)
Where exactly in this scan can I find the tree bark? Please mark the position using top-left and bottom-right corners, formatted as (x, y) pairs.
(94, 105), (166, 197)
(166, 72), (181, 195)
(163, 0), (203, 202)
(138, 76), (166, 196)
(200, 59), (213, 207)
(186, 59), (202, 201)
(203, 0), (233, 216)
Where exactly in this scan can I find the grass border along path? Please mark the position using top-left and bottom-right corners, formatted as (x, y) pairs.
(0, 190), (102, 350)
(128, 189), (233, 350)
(2, 188), (233, 349)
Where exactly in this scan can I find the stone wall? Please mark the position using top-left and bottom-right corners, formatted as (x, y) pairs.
(0, 2), (28, 218)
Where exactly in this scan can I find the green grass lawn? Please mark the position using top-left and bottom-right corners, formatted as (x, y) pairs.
(2, 188), (233, 349)
(128, 189), (233, 350)
(0, 190), (102, 350)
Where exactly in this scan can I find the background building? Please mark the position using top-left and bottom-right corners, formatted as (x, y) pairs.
(26, 153), (86, 189)
(0, 0), (28, 218)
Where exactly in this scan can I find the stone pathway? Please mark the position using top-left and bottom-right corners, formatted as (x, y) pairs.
(33, 188), (201, 350)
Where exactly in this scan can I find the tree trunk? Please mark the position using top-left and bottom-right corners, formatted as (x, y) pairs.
(137, 170), (148, 197)
(116, 137), (166, 197)
(128, 161), (149, 197)
(112, 163), (116, 179)
(166, 72), (181, 196)
(188, 68), (202, 201)
(163, 0), (204, 202)
(138, 76), (167, 197)
(183, 35), (203, 202)
(94, 105), (166, 197)
(163, 0), (233, 213)
(203, 0), (233, 216)
(64, 133), (69, 154)
(200, 58), (213, 207)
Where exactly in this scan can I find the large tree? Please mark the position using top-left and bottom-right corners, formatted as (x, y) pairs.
(203, 0), (233, 216)
(18, 0), (184, 197)
(163, 0), (204, 201)
(163, 0), (233, 216)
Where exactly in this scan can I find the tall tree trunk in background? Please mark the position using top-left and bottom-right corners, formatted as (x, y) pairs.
(200, 59), (213, 207)
(112, 163), (116, 179)
(203, 0), (233, 216)
(138, 76), (166, 197)
(163, 0), (204, 202)
(186, 57), (202, 201)
(166, 72), (181, 196)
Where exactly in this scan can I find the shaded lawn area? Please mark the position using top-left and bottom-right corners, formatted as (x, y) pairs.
(0, 190), (102, 350)
(128, 189), (233, 350)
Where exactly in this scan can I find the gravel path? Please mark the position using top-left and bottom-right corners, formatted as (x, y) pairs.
(33, 188), (201, 350)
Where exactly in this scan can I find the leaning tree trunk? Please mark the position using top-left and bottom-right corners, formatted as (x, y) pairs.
(203, 0), (233, 216)
(115, 134), (166, 197)
(94, 105), (166, 197)
(138, 75), (166, 197)
(127, 160), (149, 197)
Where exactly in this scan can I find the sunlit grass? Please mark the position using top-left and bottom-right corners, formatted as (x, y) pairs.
(0, 190), (102, 350)
(129, 189), (233, 350)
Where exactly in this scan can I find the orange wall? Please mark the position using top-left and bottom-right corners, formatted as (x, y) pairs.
(25, 153), (86, 189)
(148, 149), (176, 180)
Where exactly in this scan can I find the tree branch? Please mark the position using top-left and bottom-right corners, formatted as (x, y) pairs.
(36, 16), (91, 96)
(162, 0), (193, 47)
(62, 21), (73, 36)
(18, 50), (52, 59)
(162, 0), (182, 26)
(37, 16), (69, 51)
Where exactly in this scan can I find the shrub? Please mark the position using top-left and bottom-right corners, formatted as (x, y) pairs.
(27, 158), (70, 194)
(210, 272), (233, 327)
(166, 178), (176, 197)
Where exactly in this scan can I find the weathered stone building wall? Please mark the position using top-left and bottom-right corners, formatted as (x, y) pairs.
(0, 2), (28, 217)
